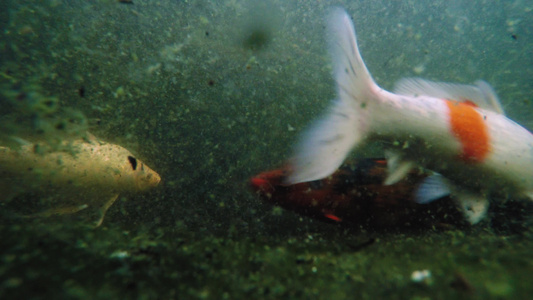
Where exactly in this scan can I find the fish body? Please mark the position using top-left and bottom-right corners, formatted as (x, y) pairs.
(0, 134), (161, 226)
(288, 8), (533, 223)
(251, 159), (461, 228)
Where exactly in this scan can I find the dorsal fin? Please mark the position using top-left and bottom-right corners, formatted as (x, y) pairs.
(474, 80), (505, 115)
(393, 78), (505, 114)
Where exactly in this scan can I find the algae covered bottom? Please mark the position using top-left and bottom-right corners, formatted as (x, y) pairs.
(1, 215), (533, 299)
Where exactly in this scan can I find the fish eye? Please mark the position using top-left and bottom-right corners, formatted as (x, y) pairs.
(127, 156), (137, 171)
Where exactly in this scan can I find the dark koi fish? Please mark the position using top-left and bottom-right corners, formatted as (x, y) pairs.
(250, 159), (464, 229)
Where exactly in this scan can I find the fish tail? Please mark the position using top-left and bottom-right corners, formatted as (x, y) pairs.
(327, 7), (380, 110)
(287, 7), (380, 184)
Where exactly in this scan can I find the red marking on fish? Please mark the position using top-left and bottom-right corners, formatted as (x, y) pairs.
(445, 100), (490, 162)
(324, 213), (342, 222)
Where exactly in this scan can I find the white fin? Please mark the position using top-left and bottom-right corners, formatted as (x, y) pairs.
(453, 190), (489, 224)
(525, 191), (533, 201)
(393, 78), (504, 114)
(287, 98), (362, 184)
(414, 174), (451, 204)
(384, 150), (415, 185)
(474, 80), (505, 115)
(286, 7), (379, 184)
(326, 7), (377, 105)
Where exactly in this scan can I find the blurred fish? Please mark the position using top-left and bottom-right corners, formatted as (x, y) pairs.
(288, 8), (533, 224)
(0, 133), (161, 227)
(251, 159), (462, 229)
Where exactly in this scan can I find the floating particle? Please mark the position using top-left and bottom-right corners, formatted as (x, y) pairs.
(411, 269), (432, 284)
(78, 86), (85, 98)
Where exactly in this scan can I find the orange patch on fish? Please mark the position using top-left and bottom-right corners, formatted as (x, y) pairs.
(324, 213), (342, 222)
(445, 100), (490, 162)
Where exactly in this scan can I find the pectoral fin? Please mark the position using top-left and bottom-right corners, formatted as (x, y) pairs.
(92, 194), (120, 228)
(415, 176), (488, 224)
(414, 174), (451, 204)
(384, 150), (415, 185)
(21, 193), (120, 228)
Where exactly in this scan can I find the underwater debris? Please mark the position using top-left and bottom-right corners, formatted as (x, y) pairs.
(77, 86), (85, 98)
(411, 269), (433, 285)
(243, 27), (271, 51)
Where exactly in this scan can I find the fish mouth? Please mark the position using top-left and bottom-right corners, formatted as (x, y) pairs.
(136, 171), (162, 191)
(250, 176), (268, 190)
(250, 176), (277, 195)
(152, 172), (162, 186)
(250, 166), (290, 187)
(250, 171), (284, 192)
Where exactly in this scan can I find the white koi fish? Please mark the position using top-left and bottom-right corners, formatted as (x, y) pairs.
(287, 7), (533, 224)
(0, 134), (161, 227)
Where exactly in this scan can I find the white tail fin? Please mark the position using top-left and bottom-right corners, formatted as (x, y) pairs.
(327, 7), (378, 106)
(287, 7), (380, 184)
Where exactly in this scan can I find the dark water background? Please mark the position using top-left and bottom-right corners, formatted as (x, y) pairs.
(1, 0), (532, 299)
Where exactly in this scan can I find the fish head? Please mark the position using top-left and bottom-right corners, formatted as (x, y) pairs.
(250, 165), (346, 222)
(124, 155), (161, 192)
(250, 167), (288, 196)
(250, 165), (331, 209)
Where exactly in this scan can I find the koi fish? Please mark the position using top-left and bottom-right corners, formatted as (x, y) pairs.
(0, 133), (161, 227)
(250, 159), (462, 228)
(287, 8), (533, 224)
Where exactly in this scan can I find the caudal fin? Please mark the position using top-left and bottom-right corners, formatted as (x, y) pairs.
(327, 7), (378, 106)
(287, 7), (380, 184)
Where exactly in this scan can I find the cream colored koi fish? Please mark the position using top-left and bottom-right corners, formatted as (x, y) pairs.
(0, 134), (161, 227)
(287, 7), (533, 224)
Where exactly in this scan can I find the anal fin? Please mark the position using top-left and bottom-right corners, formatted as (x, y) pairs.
(24, 204), (89, 218)
(414, 174), (451, 204)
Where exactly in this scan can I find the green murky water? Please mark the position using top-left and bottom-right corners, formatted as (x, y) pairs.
(1, 0), (532, 299)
